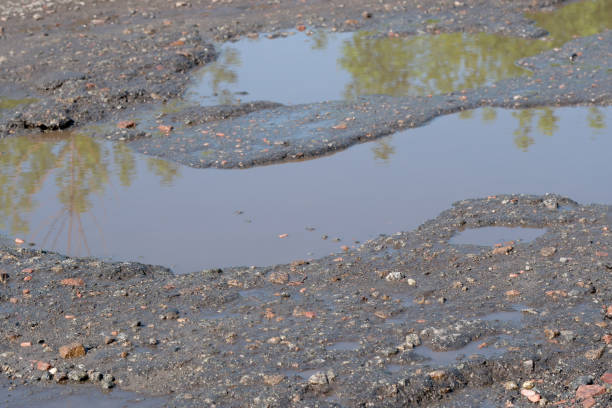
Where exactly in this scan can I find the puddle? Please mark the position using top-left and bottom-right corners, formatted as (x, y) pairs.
(479, 304), (526, 324)
(0, 107), (610, 273)
(328, 341), (361, 352)
(526, 0), (612, 48)
(188, 0), (610, 105)
(385, 364), (403, 373)
(238, 288), (277, 304)
(449, 227), (546, 247)
(0, 96), (38, 121)
(0, 97), (38, 110)
(0, 381), (165, 408)
(414, 336), (511, 366)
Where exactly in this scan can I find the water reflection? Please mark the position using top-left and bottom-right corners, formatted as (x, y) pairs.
(190, 0), (611, 105)
(0, 97), (39, 121)
(373, 106), (606, 161)
(0, 107), (609, 273)
(0, 133), (179, 255)
(526, 0), (612, 47)
(0, 98), (39, 110)
(339, 31), (542, 98)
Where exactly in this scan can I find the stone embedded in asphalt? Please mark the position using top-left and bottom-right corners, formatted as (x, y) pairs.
(404, 333), (421, 349)
(68, 370), (88, 381)
(89, 371), (104, 382)
(36, 361), (51, 371)
(543, 197), (559, 210)
(428, 370), (446, 381)
(161, 309), (180, 320)
(522, 380), (535, 389)
(59, 343), (86, 359)
(308, 370), (335, 386)
(504, 381), (518, 390)
(60, 277), (85, 286)
(492, 245), (513, 255)
(584, 346), (605, 360)
(544, 328), (559, 339)
(268, 271), (290, 284)
(54, 371), (67, 382)
(263, 374), (285, 386)
(385, 271), (404, 281)
(559, 330), (575, 343)
(540, 247), (557, 257)
(575, 384), (605, 399)
(520, 388), (541, 402)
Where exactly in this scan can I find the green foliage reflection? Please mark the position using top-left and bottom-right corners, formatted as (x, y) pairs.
(340, 0), (611, 99)
(0, 97), (39, 110)
(340, 32), (547, 98)
(197, 48), (241, 105)
(0, 133), (180, 253)
(527, 0), (612, 48)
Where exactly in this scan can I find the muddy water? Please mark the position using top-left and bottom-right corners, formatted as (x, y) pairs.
(0, 107), (609, 273)
(188, 0), (611, 105)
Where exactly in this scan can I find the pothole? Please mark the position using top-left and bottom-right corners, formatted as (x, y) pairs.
(327, 341), (361, 352)
(1, 107), (609, 273)
(188, 0), (611, 105)
(0, 382), (165, 408)
(413, 335), (512, 366)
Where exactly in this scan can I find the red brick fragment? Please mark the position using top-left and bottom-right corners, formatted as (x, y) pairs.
(61, 278), (85, 286)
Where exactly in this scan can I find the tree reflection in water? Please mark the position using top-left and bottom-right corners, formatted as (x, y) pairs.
(340, 0), (610, 99)
(0, 132), (179, 256)
(370, 106), (607, 161)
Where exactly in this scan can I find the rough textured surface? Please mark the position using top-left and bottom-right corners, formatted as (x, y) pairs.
(119, 31), (611, 168)
(1, 0), (606, 140)
(0, 1), (611, 406)
(1, 194), (611, 406)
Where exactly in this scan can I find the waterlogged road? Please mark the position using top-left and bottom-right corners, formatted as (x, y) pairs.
(1, 107), (610, 272)
(0, 0), (611, 407)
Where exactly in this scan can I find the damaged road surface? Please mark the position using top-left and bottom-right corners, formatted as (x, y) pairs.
(0, 0), (611, 407)
(0, 195), (611, 407)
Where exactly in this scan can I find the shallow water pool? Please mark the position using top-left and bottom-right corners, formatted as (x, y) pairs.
(0, 107), (609, 273)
